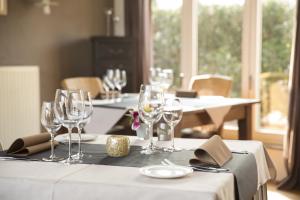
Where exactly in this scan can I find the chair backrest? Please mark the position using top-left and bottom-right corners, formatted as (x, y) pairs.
(188, 74), (232, 97)
(61, 77), (104, 99)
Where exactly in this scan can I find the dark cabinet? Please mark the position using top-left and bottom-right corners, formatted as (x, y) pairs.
(91, 37), (136, 92)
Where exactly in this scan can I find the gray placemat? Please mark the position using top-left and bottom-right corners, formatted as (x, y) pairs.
(1, 143), (257, 200)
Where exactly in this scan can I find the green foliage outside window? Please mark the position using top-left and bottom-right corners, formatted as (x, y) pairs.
(152, 0), (294, 97)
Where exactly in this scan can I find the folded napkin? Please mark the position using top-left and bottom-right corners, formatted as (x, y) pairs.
(190, 135), (232, 167)
(6, 133), (56, 156)
(205, 105), (231, 128)
(175, 90), (197, 98)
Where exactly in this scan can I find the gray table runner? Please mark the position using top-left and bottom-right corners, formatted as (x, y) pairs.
(1, 143), (257, 200)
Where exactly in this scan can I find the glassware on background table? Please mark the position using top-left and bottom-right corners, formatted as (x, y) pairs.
(105, 69), (120, 99)
(163, 98), (183, 152)
(120, 70), (127, 94)
(54, 89), (83, 164)
(149, 67), (162, 86)
(114, 69), (122, 91)
(138, 84), (164, 154)
(74, 91), (93, 160)
(114, 69), (127, 97)
(40, 101), (63, 162)
(160, 69), (174, 91)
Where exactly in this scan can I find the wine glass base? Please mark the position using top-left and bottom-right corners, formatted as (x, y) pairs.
(163, 147), (182, 152)
(42, 156), (64, 162)
(72, 153), (84, 162)
(140, 147), (158, 155)
(61, 157), (77, 165)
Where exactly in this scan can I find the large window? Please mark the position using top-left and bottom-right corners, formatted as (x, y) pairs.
(197, 1), (245, 97)
(151, 0), (296, 137)
(259, 0), (295, 132)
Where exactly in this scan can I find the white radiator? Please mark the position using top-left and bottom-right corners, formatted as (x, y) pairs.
(0, 66), (40, 149)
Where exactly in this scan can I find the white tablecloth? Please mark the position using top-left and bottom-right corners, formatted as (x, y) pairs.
(0, 135), (271, 200)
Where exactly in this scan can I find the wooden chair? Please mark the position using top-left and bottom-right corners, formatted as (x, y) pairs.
(61, 77), (104, 99)
(188, 74), (232, 97)
(182, 74), (233, 139)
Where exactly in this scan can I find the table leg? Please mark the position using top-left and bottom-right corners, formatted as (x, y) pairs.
(238, 105), (253, 140)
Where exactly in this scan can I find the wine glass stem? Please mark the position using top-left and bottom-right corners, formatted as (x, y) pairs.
(170, 125), (175, 148)
(67, 128), (72, 160)
(148, 123), (154, 150)
(78, 127), (82, 156)
(50, 132), (55, 158)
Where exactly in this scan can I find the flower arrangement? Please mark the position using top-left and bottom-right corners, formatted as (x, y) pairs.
(128, 110), (140, 130)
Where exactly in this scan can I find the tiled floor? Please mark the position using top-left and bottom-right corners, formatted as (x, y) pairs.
(268, 183), (300, 200)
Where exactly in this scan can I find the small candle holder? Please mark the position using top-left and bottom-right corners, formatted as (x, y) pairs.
(106, 135), (130, 157)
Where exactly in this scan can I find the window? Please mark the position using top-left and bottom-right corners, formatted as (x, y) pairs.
(259, 0), (296, 132)
(151, 0), (296, 139)
(197, 0), (245, 97)
(152, 0), (182, 86)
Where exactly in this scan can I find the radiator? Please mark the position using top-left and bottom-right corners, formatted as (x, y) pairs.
(0, 66), (40, 149)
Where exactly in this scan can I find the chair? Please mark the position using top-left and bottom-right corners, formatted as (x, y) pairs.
(61, 77), (104, 99)
(188, 74), (232, 97)
(182, 74), (233, 139)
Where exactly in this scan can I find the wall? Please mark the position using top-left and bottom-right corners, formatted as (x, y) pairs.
(0, 0), (112, 101)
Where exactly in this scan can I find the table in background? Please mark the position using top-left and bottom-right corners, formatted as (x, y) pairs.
(92, 95), (260, 140)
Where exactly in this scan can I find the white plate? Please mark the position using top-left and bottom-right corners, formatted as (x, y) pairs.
(55, 133), (97, 143)
(139, 165), (193, 179)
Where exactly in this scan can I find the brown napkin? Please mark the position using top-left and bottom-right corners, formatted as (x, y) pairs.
(175, 90), (197, 98)
(6, 133), (56, 156)
(190, 135), (232, 167)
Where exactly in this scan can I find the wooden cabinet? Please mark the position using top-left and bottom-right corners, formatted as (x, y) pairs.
(91, 36), (136, 92)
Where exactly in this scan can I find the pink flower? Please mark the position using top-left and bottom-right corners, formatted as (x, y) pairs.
(130, 111), (140, 130)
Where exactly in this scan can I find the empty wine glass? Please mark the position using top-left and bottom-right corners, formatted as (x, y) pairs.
(160, 69), (174, 91)
(163, 98), (183, 152)
(66, 90), (85, 162)
(149, 67), (161, 86)
(120, 70), (127, 92)
(74, 91), (93, 160)
(138, 85), (164, 154)
(41, 101), (63, 162)
(54, 89), (83, 164)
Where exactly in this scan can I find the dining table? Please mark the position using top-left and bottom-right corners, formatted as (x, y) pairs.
(0, 134), (273, 200)
(91, 94), (259, 140)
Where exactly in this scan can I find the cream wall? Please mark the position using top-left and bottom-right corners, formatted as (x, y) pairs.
(0, 0), (112, 102)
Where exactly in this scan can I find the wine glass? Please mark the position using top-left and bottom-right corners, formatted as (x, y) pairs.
(74, 91), (93, 160)
(40, 102), (63, 162)
(54, 89), (82, 164)
(149, 67), (161, 86)
(163, 98), (183, 152)
(114, 69), (122, 91)
(65, 90), (85, 162)
(120, 70), (127, 92)
(160, 69), (174, 91)
(138, 85), (164, 154)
